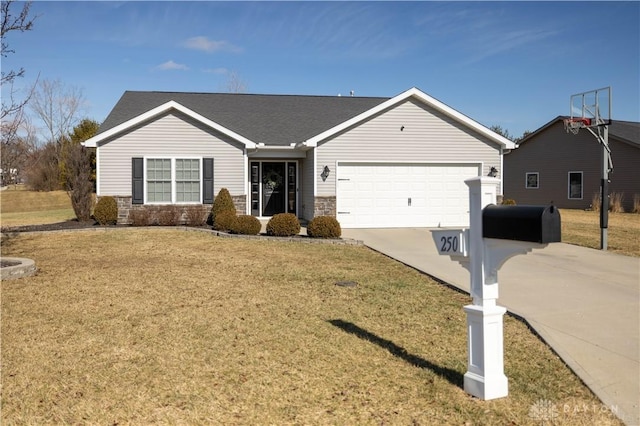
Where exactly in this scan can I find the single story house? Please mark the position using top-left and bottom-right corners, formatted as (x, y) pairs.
(504, 117), (639, 212)
(83, 87), (515, 228)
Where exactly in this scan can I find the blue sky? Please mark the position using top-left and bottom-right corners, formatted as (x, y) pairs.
(4, 1), (639, 138)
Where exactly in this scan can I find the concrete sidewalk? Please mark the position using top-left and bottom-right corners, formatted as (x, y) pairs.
(342, 228), (640, 425)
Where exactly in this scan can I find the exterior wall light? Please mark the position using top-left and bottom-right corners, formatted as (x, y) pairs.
(488, 166), (498, 178)
(321, 165), (330, 182)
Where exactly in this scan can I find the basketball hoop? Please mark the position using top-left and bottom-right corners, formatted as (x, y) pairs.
(563, 117), (591, 135)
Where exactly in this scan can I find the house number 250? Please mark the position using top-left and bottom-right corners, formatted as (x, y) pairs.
(440, 235), (459, 253)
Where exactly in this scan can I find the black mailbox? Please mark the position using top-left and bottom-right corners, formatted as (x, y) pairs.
(482, 205), (561, 243)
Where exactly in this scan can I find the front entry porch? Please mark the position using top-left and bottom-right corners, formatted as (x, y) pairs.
(250, 161), (297, 217)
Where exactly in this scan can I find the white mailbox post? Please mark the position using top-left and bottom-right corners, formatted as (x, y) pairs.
(432, 176), (560, 400)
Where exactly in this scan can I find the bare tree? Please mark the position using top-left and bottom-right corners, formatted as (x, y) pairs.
(489, 125), (514, 142)
(224, 71), (247, 93)
(1, 0), (37, 119)
(30, 78), (85, 145)
(24, 141), (60, 191)
(0, 108), (36, 186)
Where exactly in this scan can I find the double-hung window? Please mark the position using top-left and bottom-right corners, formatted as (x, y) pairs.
(568, 171), (583, 200)
(525, 172), (539, 189)
(176, 159), (200, 202)
(147, 159), (172, 202)
(145, 158), (201, 204)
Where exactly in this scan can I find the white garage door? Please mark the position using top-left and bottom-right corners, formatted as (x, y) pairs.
(336, 163), (480, 228)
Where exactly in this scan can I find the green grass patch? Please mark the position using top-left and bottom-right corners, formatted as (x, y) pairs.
(1, 229), (622, 425)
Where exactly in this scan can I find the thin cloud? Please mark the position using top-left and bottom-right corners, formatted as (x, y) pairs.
(184, 36), (242, 53)
(155, 60), (189, 71)
(202, 67), (229, 75)
(414, 4), (562, 65)
(463, 28), (559, 64)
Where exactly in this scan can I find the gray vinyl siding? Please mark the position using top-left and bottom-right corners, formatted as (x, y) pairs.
(97, 111), (246, 197)
(503, 121), (638, 209)
(315, 99), (500, 196)
(300, 150), (315, 221)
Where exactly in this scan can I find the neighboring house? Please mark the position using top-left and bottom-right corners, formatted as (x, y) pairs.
(504, 117), (639, 212)
(83, 87), (515, 228)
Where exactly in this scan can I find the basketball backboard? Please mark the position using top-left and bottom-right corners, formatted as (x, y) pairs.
(569, 86), (611, 127)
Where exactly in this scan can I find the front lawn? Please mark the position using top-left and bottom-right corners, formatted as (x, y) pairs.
(0, 187), (75, 227)
(560, 209), (640, 257)
(0, 229), (621, 425)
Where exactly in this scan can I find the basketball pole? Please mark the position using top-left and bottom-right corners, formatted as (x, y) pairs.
(600, 125), (609, 250)
(569, 86), (612, 251)
(589, 123), (611, 250)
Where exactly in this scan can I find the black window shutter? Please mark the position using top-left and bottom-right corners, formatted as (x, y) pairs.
(203, 158), (214, 204)
(132, 157), (144, 204)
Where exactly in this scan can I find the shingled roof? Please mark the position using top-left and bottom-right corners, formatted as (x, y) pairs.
(97, 91), (389, 146)
(608, 119), (640, 147)
(518, 116), (640, 148)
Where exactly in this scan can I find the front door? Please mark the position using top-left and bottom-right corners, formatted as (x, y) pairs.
(251, 161), (297, 217)
(262, 162), (286, 216)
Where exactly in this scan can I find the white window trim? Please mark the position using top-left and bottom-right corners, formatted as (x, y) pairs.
(567, 171), (583, 200)
(144, 156), (203, 204)
(525, 172), (539, 189)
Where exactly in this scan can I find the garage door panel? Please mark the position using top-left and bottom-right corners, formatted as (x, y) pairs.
(337, 163), (478, 228)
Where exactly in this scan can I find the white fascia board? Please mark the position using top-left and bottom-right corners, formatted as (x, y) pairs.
(82, 101), (257, 149)
(250, 145), (296, 151)
(304, 87), (516, 150)
(295, 141), (316, 150)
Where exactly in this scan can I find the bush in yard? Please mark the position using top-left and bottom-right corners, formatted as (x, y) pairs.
(64, 143), (94, 222)
(501, 198), (516, 205)
(266, 213), (300, 237)
(591, 192), (601, 212)
(211, 188), (236, 222)
(129, 209), (151, 226)
(231, 215), (262, 235)
(93, 196), (118, 225)
(307, 216), (341, 239)
(157, 206), (181, 226)
(609, 192), (624, 213)
(185, 206), (207, 226)
(213, 210), (237, 232)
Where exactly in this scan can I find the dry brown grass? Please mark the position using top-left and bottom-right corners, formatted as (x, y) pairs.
(0, 187), (75, 226)
(1, 229), (622, 425)
(560, 209), (640, 257)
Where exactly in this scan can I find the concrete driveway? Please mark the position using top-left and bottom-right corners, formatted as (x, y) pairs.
(342, 228), (640, 425)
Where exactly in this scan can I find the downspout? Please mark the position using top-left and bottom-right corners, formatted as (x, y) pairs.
(500, 147), (504, 196)
(243, 148), (249, 214)
(312, 143), (317, 201)
(95, 146), (101, 197)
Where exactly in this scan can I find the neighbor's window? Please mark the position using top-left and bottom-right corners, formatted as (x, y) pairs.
(568, 171), (583, 200)
(146, 158), (201, 203)
(146, 159), (172, 202)
(526, 172), (539, 189)
(176, 159), (200, 202)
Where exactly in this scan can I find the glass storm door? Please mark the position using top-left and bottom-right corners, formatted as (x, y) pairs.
(262, 162), (286, 216)
(250, 161), (297, 217)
